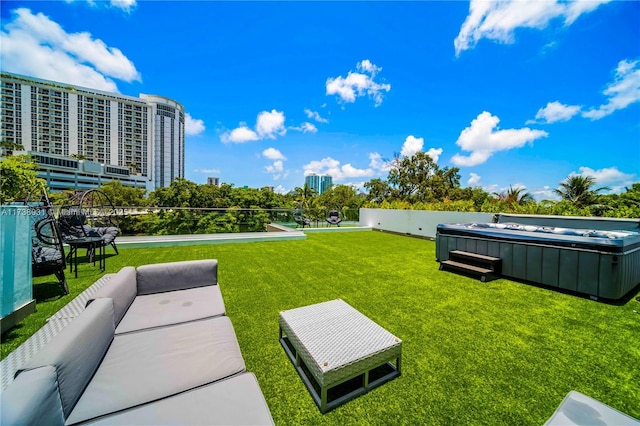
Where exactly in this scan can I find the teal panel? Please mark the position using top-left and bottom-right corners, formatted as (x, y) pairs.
(477, 239), (488, 256)
(436, 236), (446, 261)
(526, 246), (542, 283)
(541, 248), (560, 287)
(512, 245), (527, 280)
(500, 243), (513, 276)
(577, 252), (599, 296)
(597, 255), (616, 299)
(1, 206), (33, 318)
(447, 236), (457, 255)
(456, 238), (466, 251)
(487, 241), (500, 258)
(465, 239), (477, 253)
(559, 251), (578, 291)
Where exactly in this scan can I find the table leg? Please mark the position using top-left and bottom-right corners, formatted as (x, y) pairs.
(74, 244), (78, 278)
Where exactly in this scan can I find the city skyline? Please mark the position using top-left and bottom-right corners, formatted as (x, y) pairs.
(1, 1), (638, 198)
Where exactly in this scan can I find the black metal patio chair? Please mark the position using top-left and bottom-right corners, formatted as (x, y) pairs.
(26, 188), (68, 295)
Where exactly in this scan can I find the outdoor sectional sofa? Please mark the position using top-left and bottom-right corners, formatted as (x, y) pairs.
(1, 259), (274, 425)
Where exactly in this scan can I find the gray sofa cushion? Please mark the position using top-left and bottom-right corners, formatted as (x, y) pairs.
(115, 284), (226, 334)
(136, 259), (218, 295)
(0, 366), (65, 426)
(87, 266), (137, 327)
(67, 315), (245, 425)
(20, 298), (115, 418)
(81, 373), (274, 425)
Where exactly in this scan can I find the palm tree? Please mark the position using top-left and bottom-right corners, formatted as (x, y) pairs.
(291, 183), (317, 210)
(554, 175), (609, 209)
(493, 185), (534, 205)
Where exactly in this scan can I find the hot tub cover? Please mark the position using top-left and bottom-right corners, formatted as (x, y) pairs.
(437, 222), (640, 254)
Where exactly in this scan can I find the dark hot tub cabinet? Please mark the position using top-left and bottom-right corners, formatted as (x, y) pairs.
(436, 214), (640, 300)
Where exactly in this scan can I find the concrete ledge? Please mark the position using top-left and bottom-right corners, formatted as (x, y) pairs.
(0, 299), (36, 335)
(266, 223), (296, 232)
(303, 226), (372, 233)
(116, 231), (306, 248)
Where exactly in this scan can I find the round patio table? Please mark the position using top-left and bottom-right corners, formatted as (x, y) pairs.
(65, 236), (105, 278)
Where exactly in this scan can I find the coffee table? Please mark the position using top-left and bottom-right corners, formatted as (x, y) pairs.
(279, 299), (402, 413)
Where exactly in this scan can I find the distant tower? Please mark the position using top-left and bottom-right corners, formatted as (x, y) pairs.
(207, 177), (220, 186)
(305, 174), (321, 193)
(139, 94), (185, 189)
(320, 175), (333, 194)
(304, 174), (332, 195)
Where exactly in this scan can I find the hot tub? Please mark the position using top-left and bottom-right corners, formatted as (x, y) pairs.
(436, 215), (640, 300)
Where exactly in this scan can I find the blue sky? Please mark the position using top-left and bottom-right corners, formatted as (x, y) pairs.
(1, 1), (639, 198)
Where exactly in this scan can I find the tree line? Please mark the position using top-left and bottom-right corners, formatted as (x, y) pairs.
(1, 152), (638, 236)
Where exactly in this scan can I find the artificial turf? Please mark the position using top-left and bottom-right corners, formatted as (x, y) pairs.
(2, 231), (639, 425)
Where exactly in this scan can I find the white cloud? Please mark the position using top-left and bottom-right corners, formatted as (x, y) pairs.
(400, 136), (424, 157)
(570, 166), (635, 187)
(454, 0), (611, 56)
(451, 111), (549, 166)
(66, 0), (137, 12)
(256, 109), (286, 139)
(1, 8), (140, 92)
(265, 160), (284, 174)
(185, 113), (205, 136)
(304, 109), (328, 124)
(326, 59), (391, 107)
(110, 0), (136, 12)
(220, 126), (259, 144)
(274, 185), (288, 195)
(262, 147), (286, 161)
(263, 148), (288, 180)
(582, 59), (640, 120)
(221, 109), (286, 143)
(426, 147), (443, 164)
(290, 122), (318, 134)
(369, 152), (394, 173)
(531, 185), (558, 201)
(399, 136), (442, 162)
(529, 101), (582, 124)
(467, 172), (481, 186)
(303, 157), (375, 182)
(193, 168), (221, 174)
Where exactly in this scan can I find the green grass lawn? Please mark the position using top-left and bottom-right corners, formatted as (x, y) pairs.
(3, 231), (640, 424)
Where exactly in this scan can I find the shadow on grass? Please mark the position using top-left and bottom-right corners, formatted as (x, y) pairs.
(33, 281), (67, 302)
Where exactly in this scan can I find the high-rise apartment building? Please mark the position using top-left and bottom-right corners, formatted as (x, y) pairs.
(304, 174), (333, 195)
(320, 175), (333, 194)
(0, 72), (184, 191)
(305, 174), (320, 193)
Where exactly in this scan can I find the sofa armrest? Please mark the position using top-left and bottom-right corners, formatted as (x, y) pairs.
(87, 266), (137, 327)
(22, 298), (115, 418)
(0, 366), (65, 426)
(136, 259), (218, 295)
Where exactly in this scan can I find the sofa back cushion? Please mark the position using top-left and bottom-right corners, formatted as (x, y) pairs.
(0, 366), (65, 426)
(87, 266), (137, 327)
(136, 259), (218, 295)
(20, 298), (115, 418)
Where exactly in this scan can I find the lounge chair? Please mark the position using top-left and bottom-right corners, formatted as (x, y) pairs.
(326, 209), (342, 227)
(293, 208), (311, 228)
(58, 189), (120, 255)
